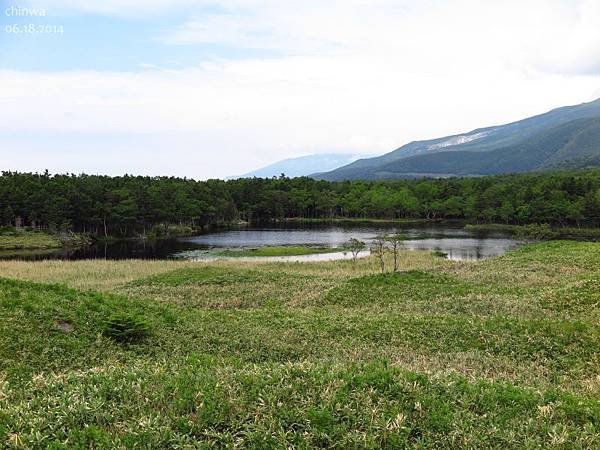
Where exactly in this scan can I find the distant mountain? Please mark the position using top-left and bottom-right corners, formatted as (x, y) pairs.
(315, 98), (600, 180)
(229, 153), (364, 179)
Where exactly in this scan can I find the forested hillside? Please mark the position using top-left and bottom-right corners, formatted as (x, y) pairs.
(1, 170), (600, 236)
(317, 98), (600, 180)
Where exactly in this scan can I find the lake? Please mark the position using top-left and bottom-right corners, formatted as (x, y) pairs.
(0, 222), (524, 261)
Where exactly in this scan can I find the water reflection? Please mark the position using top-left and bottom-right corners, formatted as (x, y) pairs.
(179, 224), (524, 262)
(0, 223), (525, 262)
(402, 238), (522, 261)
(177, 249), (372, 263)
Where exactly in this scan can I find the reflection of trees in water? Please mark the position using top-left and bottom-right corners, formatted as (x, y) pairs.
(1, 226), (524, 262)
(403, 237), (519, 261)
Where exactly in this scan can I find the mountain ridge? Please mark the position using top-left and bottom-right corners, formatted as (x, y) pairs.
(228, 153), (366, 179)
(315, 98), (600, 180)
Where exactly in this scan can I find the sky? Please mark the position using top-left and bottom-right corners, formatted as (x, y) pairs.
(1, 0), (600, 179)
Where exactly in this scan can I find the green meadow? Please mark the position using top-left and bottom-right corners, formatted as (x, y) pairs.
(0, 230), (61, 250)
(0, 241), (599, 448)
(0, 228), (91, 253)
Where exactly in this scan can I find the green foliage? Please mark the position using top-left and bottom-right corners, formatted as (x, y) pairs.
(513, 223), (560, 240)
(56, 231), (92, 247)
(143, 224), (194, 239)
(0, 228), (62, 250)
(343, 238), (366, 262)
(465, 223), (587, 240)
(103, 312), (150, 344)
(0, 277), (166, 380)
(2, 169), (600, 239)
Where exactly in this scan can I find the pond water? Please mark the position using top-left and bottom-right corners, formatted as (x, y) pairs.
(177, 224), (522, 262)
(0, 223), (525, 262)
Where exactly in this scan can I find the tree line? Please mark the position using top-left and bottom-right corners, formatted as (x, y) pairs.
(1, 169), (600, 236)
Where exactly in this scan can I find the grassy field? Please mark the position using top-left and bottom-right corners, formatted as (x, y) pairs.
(0, 228), (91, 251)
(214, 245), (343, 257)
(0, 230), (62, 250)
(0, 242), (599, 448)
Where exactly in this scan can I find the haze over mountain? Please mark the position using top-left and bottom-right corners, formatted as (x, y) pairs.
(315, 98), (600, 181)
(229, 153), (364, 179)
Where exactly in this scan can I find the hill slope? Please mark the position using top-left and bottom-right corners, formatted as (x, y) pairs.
(316, 98), (600, 180)
(1, 242), (600, 447)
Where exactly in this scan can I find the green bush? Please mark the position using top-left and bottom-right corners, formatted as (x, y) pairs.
(103, 312), (150, 344)
(514, 223), (560, 240)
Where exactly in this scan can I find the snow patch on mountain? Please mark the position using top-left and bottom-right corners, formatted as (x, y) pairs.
(427, 131), (491, 151)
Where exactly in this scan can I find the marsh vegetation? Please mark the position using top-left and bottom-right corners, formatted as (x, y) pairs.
(1, 241), (599, 447)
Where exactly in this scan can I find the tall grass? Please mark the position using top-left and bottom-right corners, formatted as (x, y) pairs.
(1, 242), (599, 448)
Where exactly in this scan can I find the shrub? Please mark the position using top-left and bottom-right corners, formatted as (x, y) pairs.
(103, 312), (150, 344)
(514, 223), (560, 240)
(343, 238), (366, 263)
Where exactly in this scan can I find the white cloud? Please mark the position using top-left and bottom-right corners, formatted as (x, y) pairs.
(155, 0), (600, 76)
(2, 0), (600, 178)
(30, 0), (600, 77)
(1, 60), (598, 178)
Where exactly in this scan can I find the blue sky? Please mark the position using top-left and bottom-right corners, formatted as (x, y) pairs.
(0, 3), (279, 71)
(1, 0), (600, 179)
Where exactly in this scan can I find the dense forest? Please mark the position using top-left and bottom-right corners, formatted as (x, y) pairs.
(1, 170), (600, 237)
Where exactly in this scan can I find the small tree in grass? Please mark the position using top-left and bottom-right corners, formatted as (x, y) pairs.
(386, 232), (407, 272)
(371, 235), (387, 273)
(344, 238), (366, 263)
